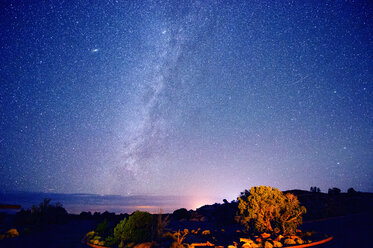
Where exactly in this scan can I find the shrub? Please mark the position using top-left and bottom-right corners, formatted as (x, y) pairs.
(172, 208), (189, 220)
(114, 211), (155, 247)
(237, 186), (306, 235)
(15, 198), (68, 226)
(310, 187), (321, 193)
(328, 187), (341, 195)
(95, 218), (108, 236)
(347, 187), (356, 194)
(104, 236), (117, 247)
(114, 218), (128, 248)
(154, 212), (169, 240)
(170, 229), (189, 248)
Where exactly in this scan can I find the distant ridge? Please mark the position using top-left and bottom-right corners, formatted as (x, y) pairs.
(0, 204), (21, 209)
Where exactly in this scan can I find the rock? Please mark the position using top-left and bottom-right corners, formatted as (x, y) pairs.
(6, 229), (19, 238)
(241, 239), (260, 248)
(264, 241), (273, 248)
(273, 241), (283, 247)
(274, 235), (284, 242)
(202, 230), (211, 235)
(261, 233), (271, 239)
(163, 231), (174, 238)
(240, 238), (252, 243)
(93, 240), (99, 245)
(98, 241), (105, 246)
(228, 245), (236, 248)
(86, 231), (95, 238)
(296, 238), (304, 244)
(134, 242), (153, 248)
(284, 239), (296, 245)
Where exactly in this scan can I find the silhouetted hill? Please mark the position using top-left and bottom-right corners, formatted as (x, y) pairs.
(284, 190), (373, 220)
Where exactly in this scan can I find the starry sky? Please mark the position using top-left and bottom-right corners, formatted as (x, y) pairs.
(1, 0), (372, 203)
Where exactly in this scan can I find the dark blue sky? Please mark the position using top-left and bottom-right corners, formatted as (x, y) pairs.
(1, 0), (372, 203)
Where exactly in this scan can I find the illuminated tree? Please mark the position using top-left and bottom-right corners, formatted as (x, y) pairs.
(237, 186), (306, 235)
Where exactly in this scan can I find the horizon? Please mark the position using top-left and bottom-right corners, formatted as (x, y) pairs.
(1, 1), (372, 201)
(1, 186), (372, 215)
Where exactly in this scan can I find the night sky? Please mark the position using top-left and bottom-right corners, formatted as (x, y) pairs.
(1, 0), (372, 204)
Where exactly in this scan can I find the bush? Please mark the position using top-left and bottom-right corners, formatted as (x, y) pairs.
(310, 187), (321, 193)
(172, 208), (189, 220)
(15, 198), (68, 226)
(95, 219), (108, 236)
(104, 236), (117, 247)
(347, 187), (356, 194)
(328, 187), (341, 195)
(154, 212), (169, 240)
(114, 218), (127, 248)
(237, 186), (306, 235)
(114, 211), (155, 247)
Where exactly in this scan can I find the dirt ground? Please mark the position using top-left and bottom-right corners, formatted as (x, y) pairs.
(301, 211), (373, 247)
(0, 218), (97, 248)
(1, 212), (372, 248)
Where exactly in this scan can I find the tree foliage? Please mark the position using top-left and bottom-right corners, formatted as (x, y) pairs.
(347, 187), (356, 194)
(113, 211), (154, 247)
(113, 218), (127, 248)
(310, 186), (321, 193)
(237, 186), (306, 235)
(16, 198), (68, 225)
(328, 187), (341, 195)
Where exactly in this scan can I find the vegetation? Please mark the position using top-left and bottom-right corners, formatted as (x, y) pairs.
(169, 229), (188, 248)
(347, 187), (356, 194)
(172, 208), (189, 220)
(154, 212), (170, 241)
(328, 187), (341, 195)
(15, 198), (68, 226)
(310, 186), (321, 193)
(95, 218), (109, 236)
(113, 217), (127, 247)
(113, 211), (154, 247)
(237, 186), (306, 235)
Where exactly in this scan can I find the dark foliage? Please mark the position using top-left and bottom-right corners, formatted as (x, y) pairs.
(15, 198), (68, 226)
(310, 187), (321, 193)
(172, 208), (190, 220)
(347, 188), (357, 194)
(328, 188), (341, 195)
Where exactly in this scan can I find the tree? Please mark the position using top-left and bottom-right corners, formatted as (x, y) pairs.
(172, 208), (189, 220)
(347, 187), (356, 194)
(237, 186), (306, 235)
(328, 187), (341, 195)
(113, 218), (128, 248)
(310, 186), (321, 193)
(113, 211), (154, 247)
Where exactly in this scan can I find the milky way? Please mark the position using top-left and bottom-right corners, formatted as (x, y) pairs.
(0, 1), (372, 201)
